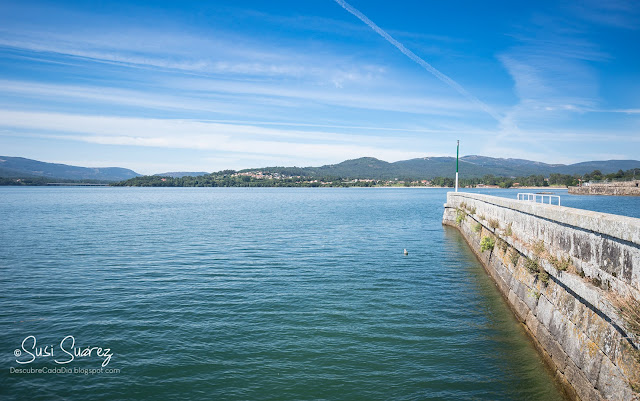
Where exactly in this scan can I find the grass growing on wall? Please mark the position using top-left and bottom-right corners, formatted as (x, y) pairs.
(549, 255), (572, 272)
(524, 257), (540, 275)
(497, 238), (508, 254)
(456, 208), (466, 226)
(523, 256), (550, 285)
(473, 222), (482, 233)
(480, 236), (495, 252)
(532, 240), (546, 257)
(539, 269), (550, 284)
(510, 249), (520, 267)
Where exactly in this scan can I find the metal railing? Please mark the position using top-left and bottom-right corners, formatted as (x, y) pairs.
(517, 193), (561, 206)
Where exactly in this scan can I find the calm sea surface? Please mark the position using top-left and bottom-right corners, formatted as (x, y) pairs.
(2, 187), (638, 400)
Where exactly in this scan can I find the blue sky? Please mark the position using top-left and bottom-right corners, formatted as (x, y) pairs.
(0, 0), (638, 174)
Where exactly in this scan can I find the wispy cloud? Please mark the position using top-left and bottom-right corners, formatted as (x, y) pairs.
(498, 55), (597, 112)
(0, 34), (368, 83)
(0, 110), (429, 168)
(494, 7), (611, 144)
(0, 75), (485, 121)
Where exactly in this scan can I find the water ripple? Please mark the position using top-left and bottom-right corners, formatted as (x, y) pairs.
(0, 187), (566, 400)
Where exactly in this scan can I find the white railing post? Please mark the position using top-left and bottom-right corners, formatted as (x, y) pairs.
(517, 193), (560, 206)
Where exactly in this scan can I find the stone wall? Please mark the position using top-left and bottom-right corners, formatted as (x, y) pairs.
(443, 192), (640, 401)
(569, 181), (640, 196)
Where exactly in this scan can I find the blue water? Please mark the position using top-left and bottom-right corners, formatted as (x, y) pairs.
(4, 187), (635, 400)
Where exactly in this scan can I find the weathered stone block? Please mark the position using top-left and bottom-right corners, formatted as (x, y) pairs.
(538, 322), (569, 372)
(529, 323), (557, 375)
(613, 340), (640, 395)
(537, 323), (555, 355)
(566, 359), (604, 401)
(583, 343), (605, 386)
(497, 276), (511, 297)
(569, 300), (590, 333)
(511, 279), (522, 298)
(525, 311), (540, 337)
(548, 336), (569, 373)
(522, 286), (540, 311)
(559, 321), (607, 387)
(508, 289), (517, 307)
(555, 369), (579, 401)
(514, 279), (527, 299)
(549, 308), (569, 340)
(546, 280), (563, 307)
(557, 290), (577, 321)
(540, 280), (555, 305)
(537, 295), (554, 328)
(497, 262), (513, 287)
(562, 322), (584, 366)
(584, 310), (620, 360)
(513, 295), (530, 323)
(597, 356), (634, 401)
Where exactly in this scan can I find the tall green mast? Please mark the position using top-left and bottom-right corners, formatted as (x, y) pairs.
(455, 140), (459, 192)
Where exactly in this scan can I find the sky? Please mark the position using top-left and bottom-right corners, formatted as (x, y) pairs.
(0, 0), (639, 174)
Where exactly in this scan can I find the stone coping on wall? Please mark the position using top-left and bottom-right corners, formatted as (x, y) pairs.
(445, 192), (640, 246)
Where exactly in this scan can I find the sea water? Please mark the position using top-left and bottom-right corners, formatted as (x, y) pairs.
(5, 186), (635, 400)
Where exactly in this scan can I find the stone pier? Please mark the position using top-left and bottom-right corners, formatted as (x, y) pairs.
(569, 180), (640, 196)
(443, 192), (640, 401)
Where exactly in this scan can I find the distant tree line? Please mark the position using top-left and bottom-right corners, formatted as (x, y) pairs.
(110, 168), (640, 188)
(0, 177), (110, 186)
(582, 168), (639, 182)
(429, 174), (553, 188)
(110, 174), (381, 187)
(431, 168), (639, 188)
(3, 167), (638, 187)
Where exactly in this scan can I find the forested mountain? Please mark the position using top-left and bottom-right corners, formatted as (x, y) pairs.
(241, 156), (640, 180)
(0, 156), (140, 181)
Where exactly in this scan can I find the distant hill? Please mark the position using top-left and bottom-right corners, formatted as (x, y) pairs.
(2, 155), (638, 183)
(241, 156), (640, 180)
(553, 160), (640, 175)
(0, 156), (140, 181)
(156, 172), (210, 178)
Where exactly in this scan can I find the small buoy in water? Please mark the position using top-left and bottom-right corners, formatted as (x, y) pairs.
(403, 249), (408, 255)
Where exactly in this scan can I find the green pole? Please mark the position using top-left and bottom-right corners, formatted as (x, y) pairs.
(455, 140), (459, 192)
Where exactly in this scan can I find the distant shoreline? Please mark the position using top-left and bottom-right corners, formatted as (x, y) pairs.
(0, 184), (569, 189)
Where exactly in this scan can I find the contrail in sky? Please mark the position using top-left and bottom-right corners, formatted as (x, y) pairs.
(334, 0), (501, 121)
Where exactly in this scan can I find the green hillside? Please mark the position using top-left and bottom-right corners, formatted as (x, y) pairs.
(241, 156), (640, 180)
(0, 156), (140, 181)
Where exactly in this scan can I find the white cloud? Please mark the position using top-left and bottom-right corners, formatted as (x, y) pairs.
(0, 110), (428, 166)
(0, 28), (385, 87)
(0, 76), (485, 119)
